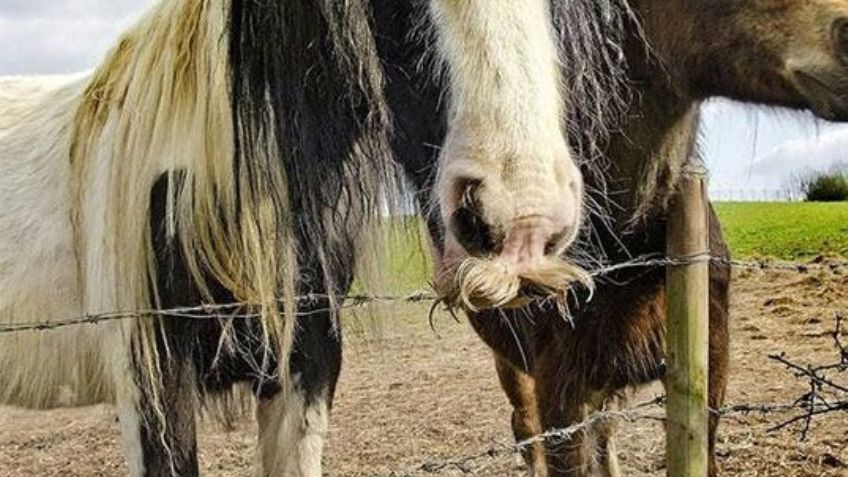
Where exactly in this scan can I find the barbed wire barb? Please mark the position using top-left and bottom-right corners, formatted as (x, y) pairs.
(0, 253), (845, 473)
(3, 255), (847, 335)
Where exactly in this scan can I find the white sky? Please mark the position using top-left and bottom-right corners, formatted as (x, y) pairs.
(3, 0), (847, 196)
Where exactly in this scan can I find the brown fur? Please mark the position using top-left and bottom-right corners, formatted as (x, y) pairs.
(473, 212), (729, 476)
(466, 1), (848, 475)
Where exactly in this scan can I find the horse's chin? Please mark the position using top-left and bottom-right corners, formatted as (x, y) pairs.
(792, 68), (848, 121)
(436, 255), (593, 313)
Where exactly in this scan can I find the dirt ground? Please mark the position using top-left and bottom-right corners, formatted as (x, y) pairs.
(1, 265), (846, 476)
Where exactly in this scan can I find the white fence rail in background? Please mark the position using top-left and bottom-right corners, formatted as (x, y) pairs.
(710, 189), (803, 202)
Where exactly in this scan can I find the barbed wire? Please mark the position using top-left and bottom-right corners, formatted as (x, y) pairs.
(1, 255), (846, 335)
(0, 254), (845, 474)
(0, 291), (436, 334)
(389, 398), (666, 476)
(391, 396), (848, 476)
(391, 314), (848, 475)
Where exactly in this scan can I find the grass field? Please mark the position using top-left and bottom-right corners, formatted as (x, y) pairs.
(377, 202), (848, 293)
(714, 202), (848, 260)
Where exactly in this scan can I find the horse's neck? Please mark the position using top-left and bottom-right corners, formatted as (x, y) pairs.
(602, 78), (701, 225)
(579, 80), (699, 261)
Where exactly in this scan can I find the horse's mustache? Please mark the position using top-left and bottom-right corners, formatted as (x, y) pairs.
(437, 255), (593, 312)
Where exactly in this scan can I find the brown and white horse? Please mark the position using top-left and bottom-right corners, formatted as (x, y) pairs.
(0, 0), (587, 475)
(380, 0), (848, 475)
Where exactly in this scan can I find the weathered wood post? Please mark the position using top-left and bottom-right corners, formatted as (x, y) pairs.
(666, 168), (710, 477)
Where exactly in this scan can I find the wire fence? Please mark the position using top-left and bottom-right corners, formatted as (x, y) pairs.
(2, 255), (847, 335)
(1, 254), (846, 474)
(710, 189), (804, 202)
(390, 314), (848, 476)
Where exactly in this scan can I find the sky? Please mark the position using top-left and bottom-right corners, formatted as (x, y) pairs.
(3, 0), (847, 198)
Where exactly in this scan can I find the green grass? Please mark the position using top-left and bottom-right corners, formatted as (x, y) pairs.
(363, 202), (848, 292)
(714, 202), (848, 260)
(351, 218), (433, 295)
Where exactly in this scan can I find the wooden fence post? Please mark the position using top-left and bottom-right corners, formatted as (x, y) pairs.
(666, 171), (710, 477)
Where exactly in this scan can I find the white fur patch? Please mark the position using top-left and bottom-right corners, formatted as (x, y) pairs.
(430, 0), (581, 232)
(0, 74), (120, 409)
(255, 378), (330, 477)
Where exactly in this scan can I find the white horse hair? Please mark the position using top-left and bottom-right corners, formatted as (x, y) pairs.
(1, 0), (394, 474)
(0, 0), (586, 474)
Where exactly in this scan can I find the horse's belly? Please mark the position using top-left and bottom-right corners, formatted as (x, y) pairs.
(0, 74), (114, 409)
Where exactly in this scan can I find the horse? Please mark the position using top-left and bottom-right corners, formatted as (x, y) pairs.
(378, 0), (848, 475)
(0, 0), (589, 475)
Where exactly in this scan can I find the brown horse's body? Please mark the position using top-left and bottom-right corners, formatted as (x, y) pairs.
(463, 1), (848, 475)
(474, 214), (730, 476)
(379, 0), (848, 475)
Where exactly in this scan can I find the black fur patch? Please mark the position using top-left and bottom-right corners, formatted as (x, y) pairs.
(228, 0), (394, 265)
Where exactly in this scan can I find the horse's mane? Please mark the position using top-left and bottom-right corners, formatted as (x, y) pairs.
(70, 0), (396, 405)
(551, 0), (653, 266)
(553, 0), (643, 185)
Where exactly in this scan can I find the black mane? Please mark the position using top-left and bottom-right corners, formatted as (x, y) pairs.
(228, 0), (396, 280)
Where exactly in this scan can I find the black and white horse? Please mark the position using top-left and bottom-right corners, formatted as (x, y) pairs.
(0, 0), (589, 475)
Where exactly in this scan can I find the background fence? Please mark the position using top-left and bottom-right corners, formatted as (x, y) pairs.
(1, 255), (845, 476)
(711, 189), (803, 202)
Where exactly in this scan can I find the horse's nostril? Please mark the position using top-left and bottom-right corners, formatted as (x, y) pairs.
(832, 17), (848, 64)
(451, 207), (495, 255)
(449, 179), (496, 255)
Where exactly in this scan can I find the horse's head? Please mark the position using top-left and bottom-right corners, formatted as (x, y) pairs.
(643, 0), (848, 120)
(429, 0), (589, 311)
(777, 0), (848, 120)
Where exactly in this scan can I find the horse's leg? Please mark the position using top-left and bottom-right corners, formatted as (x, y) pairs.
(593, 422), (621, 477)
(707, 209), (731, 477)
(586, 393), (622, 477)
(113, 340), (147, 477)
(256, 385), (329, 477)
(539, 399), (590, 477)
(115, 343), (199, 477)
(112, 174), (201, 476)
(494, 354), (547, 476)
(534, 363), (591, 477)
(256, 307), (342, 477)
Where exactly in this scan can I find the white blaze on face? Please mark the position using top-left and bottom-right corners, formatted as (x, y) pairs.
(429, 0), (586, 309)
